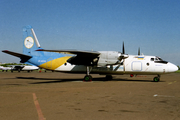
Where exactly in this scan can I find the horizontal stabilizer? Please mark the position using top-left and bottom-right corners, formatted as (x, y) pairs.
(2, 50), (32, 63)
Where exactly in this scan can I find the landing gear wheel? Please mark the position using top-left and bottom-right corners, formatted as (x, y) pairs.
(84, 75), (92, 82)
(153, 77), (160, 82)
(106, 75), (113, 80)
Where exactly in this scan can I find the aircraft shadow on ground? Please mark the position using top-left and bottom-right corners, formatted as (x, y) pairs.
(15, 77), (158, 84)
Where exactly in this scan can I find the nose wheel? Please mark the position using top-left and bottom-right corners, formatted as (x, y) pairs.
(153, 75), (160, 82)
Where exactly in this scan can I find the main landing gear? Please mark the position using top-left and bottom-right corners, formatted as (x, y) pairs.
(106, 75), (113, 80)
(153, 75), (160, 82)
(84, 75), (92, 81)
(83, 66), (114, 82)
(84, 66), (92, 82)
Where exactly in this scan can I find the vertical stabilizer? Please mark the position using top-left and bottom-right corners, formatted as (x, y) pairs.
(23, 25), (42, 56)
(31, 28), (41, 48)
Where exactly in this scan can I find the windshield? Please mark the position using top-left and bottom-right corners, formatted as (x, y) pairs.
(153, 56), (168, 64)
(155, 56), (163, 61)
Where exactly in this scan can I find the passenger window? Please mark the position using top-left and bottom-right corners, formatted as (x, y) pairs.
(151, 58), (154, 61)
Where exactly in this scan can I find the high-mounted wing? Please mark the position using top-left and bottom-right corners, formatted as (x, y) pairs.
(37, 49), (100, 66)
(36, 49), (100, 56)
(2, 50), (32, 63)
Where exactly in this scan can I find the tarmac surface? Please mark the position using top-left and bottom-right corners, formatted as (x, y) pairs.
(0, 71), (180, 120)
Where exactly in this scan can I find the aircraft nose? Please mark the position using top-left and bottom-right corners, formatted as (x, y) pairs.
(168, 62), (178, 73)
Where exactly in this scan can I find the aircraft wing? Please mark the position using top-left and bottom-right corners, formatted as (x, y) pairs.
(2, 50), (32, 63)
(36, 49), (100, 56)
(37, 49), (100, 65)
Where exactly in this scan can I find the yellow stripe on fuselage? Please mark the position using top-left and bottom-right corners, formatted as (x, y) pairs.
(138, 58), (144, 60)
(39, 56), (72, 70)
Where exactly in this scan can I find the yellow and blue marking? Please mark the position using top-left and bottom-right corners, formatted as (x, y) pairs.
(38, 56), (72, 70)
(138, 56), (144, 60)
(22, 25), (72, 70)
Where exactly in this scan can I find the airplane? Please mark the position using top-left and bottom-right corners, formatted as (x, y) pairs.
(9, 65), (39, 72)
(0, 66), (11, 72)
(0, 65), (39, 72)
(2, 25), (178, 82)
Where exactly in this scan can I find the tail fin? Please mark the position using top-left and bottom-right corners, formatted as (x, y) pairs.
(23, 25), (42, 56)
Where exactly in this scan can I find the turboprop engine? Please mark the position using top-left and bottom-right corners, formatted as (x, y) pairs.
(97, 51), (128, 66)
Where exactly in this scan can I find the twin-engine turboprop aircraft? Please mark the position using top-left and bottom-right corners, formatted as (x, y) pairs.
(2, 25), (178, 82)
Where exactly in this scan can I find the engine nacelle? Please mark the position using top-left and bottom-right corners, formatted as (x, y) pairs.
(97, 51), (121, 66)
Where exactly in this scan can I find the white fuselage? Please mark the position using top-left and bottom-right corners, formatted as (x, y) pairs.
(53, 55), (178, 75)
(0, 66), (11, 70)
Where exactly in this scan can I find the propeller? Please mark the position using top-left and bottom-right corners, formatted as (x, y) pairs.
(118, 42), (129, 61)
(122, 41), (125, 54)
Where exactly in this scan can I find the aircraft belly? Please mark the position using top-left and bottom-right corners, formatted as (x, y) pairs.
(55, 64), (125, 74)
(55, 64), (86, 72)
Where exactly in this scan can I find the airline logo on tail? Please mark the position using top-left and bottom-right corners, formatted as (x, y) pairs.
(24, 37), (34, 49)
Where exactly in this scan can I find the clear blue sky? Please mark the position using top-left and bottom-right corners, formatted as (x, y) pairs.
(0, 0), (180, 65)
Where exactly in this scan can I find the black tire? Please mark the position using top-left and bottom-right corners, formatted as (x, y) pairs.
(84, 75), (92, 82)
(153, 77), (160, 82)
(106, 75), (113, 80)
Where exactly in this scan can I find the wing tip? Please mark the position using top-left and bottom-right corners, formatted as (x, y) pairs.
(2, 50), (9, 52)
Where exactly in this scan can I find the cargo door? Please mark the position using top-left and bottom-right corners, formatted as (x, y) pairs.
(132, 61), (142, 71)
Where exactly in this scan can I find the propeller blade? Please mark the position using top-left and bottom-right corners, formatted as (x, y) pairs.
(118, 42), (129, 61)
(122, 42), (125, 54)
(138, 47), (140, 55)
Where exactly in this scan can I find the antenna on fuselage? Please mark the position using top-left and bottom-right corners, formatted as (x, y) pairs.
(31, 28), (41, 48)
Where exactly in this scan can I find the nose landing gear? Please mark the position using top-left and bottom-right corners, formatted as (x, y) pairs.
(153, 75), (160, 82)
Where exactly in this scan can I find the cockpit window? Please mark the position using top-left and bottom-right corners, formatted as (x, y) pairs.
(154, 56), (168, 64)
(158, 58), (163, 61)
(151, 58), (154, 61)
(155, 56), (163, 61)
